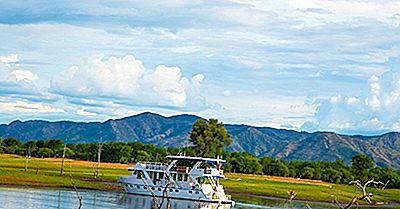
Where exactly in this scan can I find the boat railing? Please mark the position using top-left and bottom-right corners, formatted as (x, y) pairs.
(205, 168), (224, 176)
(139, 162), (166, 170)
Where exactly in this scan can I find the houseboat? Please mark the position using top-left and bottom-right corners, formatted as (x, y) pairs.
(120, 155), (235, 206)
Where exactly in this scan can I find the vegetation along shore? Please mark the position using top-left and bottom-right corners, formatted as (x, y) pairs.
(0, 153), (399, 206)
(1, 119), (400, 206)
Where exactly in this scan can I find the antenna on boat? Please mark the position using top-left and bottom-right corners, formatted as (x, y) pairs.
(216, 155), (221, 170)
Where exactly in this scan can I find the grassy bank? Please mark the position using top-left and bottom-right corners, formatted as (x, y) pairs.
(0, 154), (130, 190)
(223, 173), (400, 205)
(1, 154), (399, 205)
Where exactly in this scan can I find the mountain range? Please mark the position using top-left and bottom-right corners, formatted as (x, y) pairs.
(0, 112), (399, 169)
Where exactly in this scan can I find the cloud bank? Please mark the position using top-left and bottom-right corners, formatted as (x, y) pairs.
(0, 54), (39, 97)
(0, 0), (399, 134)
(50, 55), (207, 110)
(303, 58), (400, 134)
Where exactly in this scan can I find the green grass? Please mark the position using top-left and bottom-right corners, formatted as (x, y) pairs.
(0, 154), (130, 190)
(222, 173), (400, 205)
(1, 154), (399, 206)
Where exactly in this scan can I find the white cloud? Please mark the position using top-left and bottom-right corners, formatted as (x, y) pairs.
(0, 54), (18, 64)
(0, 54), (41, 97)
(50, 55), (207, 110)
(303, 58), (400, 134)
(1, 1), (400, 132)
(203, 93), (315, 128)
(9, 70), (38, 82)
(0, 100), (64, 113)
(77, 108), (98, 117)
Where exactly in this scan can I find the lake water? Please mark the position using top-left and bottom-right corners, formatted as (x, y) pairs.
(0, 187), (331, 209)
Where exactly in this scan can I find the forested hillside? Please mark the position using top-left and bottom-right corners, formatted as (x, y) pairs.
(0, 112), (399, 169)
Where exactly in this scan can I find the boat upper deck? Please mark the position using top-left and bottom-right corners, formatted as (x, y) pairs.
(166, 156), (226, 164)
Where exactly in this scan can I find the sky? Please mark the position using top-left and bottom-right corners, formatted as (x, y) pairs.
(0, 0), (399, 135)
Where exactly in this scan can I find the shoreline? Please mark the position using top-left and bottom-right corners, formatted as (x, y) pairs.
(1, 183), (399, 208)
(228, 190), (400, 208)
(1, 155), (399, 207)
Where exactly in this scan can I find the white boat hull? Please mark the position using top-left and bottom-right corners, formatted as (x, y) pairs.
(124, 193), (233, 209)
(122, 182), (234, 205)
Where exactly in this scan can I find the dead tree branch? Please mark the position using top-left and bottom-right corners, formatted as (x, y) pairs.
(333, 178), (385, 209)
(69, 163), (83, 209)
(60, 143), (67, 176)
(141, 164), (172, 209)
(24, 144), (32, 172)
(349, 179), (384, 203)
(95, 141), (104, 178)
(284, 190), (297, 209)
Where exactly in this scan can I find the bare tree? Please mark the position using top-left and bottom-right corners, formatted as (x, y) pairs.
(94, 141), (104, 178)
(70, 164), (83, 209)
(284, 190), (297, 209)
(141, 166), (172, 209)
(60, 143), (67, 176)
(282, 178), (386, 209)
(24, 143), (32, 172)
(333, 179), (385, 209)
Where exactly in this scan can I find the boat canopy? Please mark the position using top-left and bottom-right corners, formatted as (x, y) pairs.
(166, 155), (226, 164)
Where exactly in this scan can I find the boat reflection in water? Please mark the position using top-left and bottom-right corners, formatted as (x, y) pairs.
(123, 193), (232, 209)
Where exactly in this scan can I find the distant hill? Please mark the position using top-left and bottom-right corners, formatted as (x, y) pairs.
(0, 112), (399, 169)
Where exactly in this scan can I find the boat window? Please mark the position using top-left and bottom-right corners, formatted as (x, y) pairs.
(159, 172), (164, 179)
(137, 185), (140, 189)
(184, 174), (188, 181)
(172, 173), (177, 180)
(188, 190), (193, 194)
(195, 191), (199, 194)
(158, 188), (162, 191)
(136, 171), (143, 179)
(178, 173), (182, 181)
(175, 189), (179, 192)
(197, 177), (205, 184)
(169, 189), (173, 192)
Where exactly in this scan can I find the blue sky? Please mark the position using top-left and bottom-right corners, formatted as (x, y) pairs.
(0, 0), (399, 135)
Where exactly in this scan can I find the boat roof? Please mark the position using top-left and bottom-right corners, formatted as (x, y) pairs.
(166, 155), (226, 164)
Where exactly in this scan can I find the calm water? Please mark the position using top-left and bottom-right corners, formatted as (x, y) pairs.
(0, 187), (330, 209)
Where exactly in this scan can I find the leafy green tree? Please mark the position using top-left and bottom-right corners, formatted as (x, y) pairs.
(189, 119), (232, 157)
(352, 154), (373, 170)
(374, 167), (400, 188)
(351, 154), (373, 182)
(135, 150), (151, 162)
(3, 137), (24, 154)
(264, 160), (290, 177)
(3, 137), (23, 147)
(322, 168), (342, 183)
(24, 140), (37, 157)
(55, 146), (74, 159)
(46, 139), (64, 158)
(0, 138), (5, 153)
(37, 148), (54, 158)
(301, 167), (314, 179)
(312, 167), (322, 180)
(119, 145), (132, 164)
(228, 153), (262, 174)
